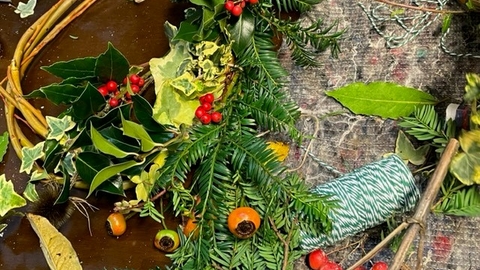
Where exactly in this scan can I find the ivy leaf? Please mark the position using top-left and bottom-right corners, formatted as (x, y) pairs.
(29, 170), (49, 182)
(450, 130), (480, 185)
(69, 82), (106, 120)
(14, 0), (36, 18)
(46, 116), (75, 141)
(0, 131), (8, 162)
(87, 160), (142, 198)
(25, 84), (83, 105)
(94, 42), (130, 83)
(395, 130), (430, 165)
(121, 114), (157, 152)
(0, 175), (27, 216)
(326, 82), (437, 119)
(90, 124), (137, 158)
(23, 182), (39, 202)
(41, 57), (97, 79)
(20, 142), (45, 174)
(229, 8), (255, 55)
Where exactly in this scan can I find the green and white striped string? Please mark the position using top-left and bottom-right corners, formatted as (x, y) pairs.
(358, 0), (447, 48)
(359, 0), (480, 58)
(301, 154), (419, 250)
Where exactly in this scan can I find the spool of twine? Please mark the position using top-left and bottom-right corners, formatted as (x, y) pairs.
(301, 154), (419, 250)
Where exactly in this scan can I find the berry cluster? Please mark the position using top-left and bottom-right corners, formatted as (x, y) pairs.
(97, 74), (145, 108)
(224, 0), (258, 17)
(306, 249), (389, 270)
(195, 93), (222, 125)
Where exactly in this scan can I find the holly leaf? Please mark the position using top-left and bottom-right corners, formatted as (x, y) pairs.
(0, 131), (8, 162)
(70, 82), (106, 120)
(25, 84), (83, 105)
(46, 116), (75, 141)
(41, 57), (97, 79)
(0, 174), (27, 216)
(94, 42), (130, 83)
(14, 0), (36, 18)
(395, 130), (430, 165)
(326, 82), (437, 119)
(100, 126), (141, 153)
(450, 130), (480, 185)
(121, 114), (157, 152)
(230, 8), (255, 55)
(132, 95), (166, 132)
(90, 124), (137, 158)
(20, 142), (45, 174)
(87, 160), (142, 198)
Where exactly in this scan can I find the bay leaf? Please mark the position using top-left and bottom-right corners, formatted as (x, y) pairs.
(26, 213), (82, 270)
(326, 82), (437, 119)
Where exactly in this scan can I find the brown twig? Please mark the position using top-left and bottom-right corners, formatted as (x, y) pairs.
(113, 189), (167, 212)
(374, 0), (466, 14)
(269, 217), (294, 270)
(389, 139), (459, 270)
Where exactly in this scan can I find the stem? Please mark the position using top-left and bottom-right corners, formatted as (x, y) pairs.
(374, 0), (465, 14)
(268, 217), (294, 270)
(389, 139), (459, 270)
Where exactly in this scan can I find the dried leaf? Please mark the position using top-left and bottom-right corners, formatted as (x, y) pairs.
(26, 213), (82, 270)
(395, 130), (430, 165)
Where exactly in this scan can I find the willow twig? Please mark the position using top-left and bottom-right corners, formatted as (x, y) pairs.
(389, 139), (459, 270)
(374, 0), (465, 14)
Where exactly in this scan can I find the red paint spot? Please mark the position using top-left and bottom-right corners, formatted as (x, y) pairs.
(432, 234), (452, 260)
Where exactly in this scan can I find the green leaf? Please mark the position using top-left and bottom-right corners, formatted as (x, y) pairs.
(29, 170), (49, 182)
(55, 164), (71, 205)
(190, 0), (224, 9)
(25, 84), (83, 105)
(41, 57), (97, 79)
(46, 116), (75, 141)
(100, 126), (141, 153)
(326, 82), (437, 119)
(450, 130), (480, 185)
(90, 124), (136, 158)
(23, 182), (39, 202)
(230, 9), (255, 55)
(132, 95), (166, 132)
(20, 142), (45, 174)
(174, 21), (201, 43)
(0, 174), (27, 216)
(43, 140), (63, 173)
(395, 130), (430, 165)
(69, 83), (106, 120)
(121, 114), (157, 152)
(0, 132), (8, 162)
(14, 0), (36, 18)
(87, 160), (141, 197)
(442, 14), (452, 34)
(94, 42), (130, 83)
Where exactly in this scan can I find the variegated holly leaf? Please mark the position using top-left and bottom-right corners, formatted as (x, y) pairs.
(0, 132), (8, 162)
(395, 130), (430, 165)
(121, 114), (157, 152)
(46, 116), (75, 141)
(0, 174), (27, 216)
(20, 142), (45, 174)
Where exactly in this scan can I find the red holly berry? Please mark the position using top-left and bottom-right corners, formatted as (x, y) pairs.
(98, 85), (109, 96)
(201, 102), (212, 111)
(224, 0), (234, 11)
(129, 74), (141, 85)
(131, 84), (140, 94)
(249, 0), (259, 4)
(137, 77), (145, 87)
(306, 249), (329, 270)
(202, 93), (215, 104)
(195, 106), (207, 119)
(239, 0), (246, 8)
(371, 261), (388, 270)
(109, 98), (120, 108)
(231, 5), (243, 16)
(319, 261), (342, 270)
(106, 80), (118, 92)
(211, 111), (222, 123)
(200, 113), (211, 125)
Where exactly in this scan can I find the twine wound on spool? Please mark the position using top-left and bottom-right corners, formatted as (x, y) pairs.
(301, 154), (420, 250)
